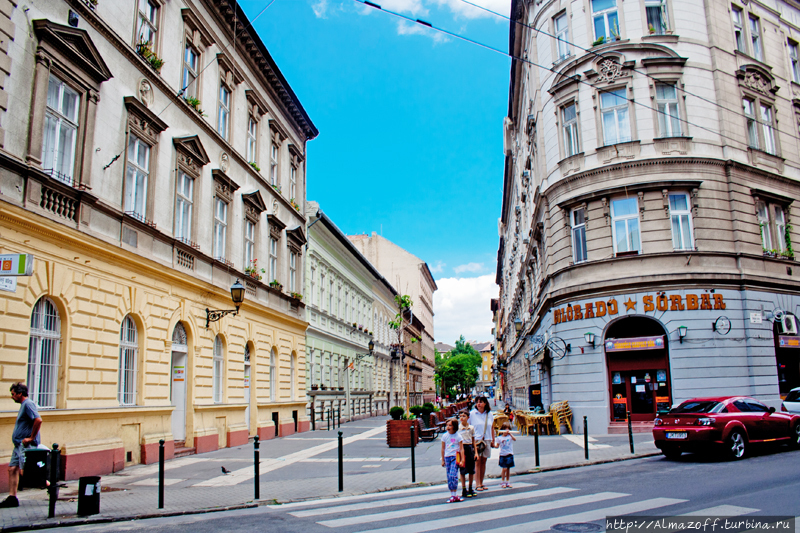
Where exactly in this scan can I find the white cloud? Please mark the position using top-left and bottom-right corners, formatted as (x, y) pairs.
(430, 260), (446, 274)
(434, 274), (498, 344)
(312, 0), (330, 18)
(396, 20), (450, 43)
(381, 0), (429, 16)
(453, 262), (484, 274)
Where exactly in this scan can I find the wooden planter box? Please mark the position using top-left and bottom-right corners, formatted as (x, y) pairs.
(386, 419), (420, 448)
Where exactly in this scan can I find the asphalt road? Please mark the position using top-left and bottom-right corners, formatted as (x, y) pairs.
(48, 445), (800, 533)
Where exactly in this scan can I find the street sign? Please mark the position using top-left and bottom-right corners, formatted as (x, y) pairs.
(750, 312), (762, 324)
(0, 277), (17, 292)
(0, 254), (34, 276)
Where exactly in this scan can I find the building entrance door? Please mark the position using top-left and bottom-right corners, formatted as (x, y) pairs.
(244, 363), (251, 431)
(171, 323), (188, 443)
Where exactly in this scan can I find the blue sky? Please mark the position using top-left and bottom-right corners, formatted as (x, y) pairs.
(241, 0), (509, 343)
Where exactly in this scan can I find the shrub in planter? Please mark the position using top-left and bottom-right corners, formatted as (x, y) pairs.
(409, 405), (425, 418)
(389, 406), (405, 420)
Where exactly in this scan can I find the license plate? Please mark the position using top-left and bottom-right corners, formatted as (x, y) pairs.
(666, 432), (687, 439)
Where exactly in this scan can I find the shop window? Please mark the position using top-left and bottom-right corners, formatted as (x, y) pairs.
(562, 103), (580, 157)
(655, 83), (682, 137)
(669, 193), (694, 250)
(600, 88), (631, 146)
(611, 197), (640, 254)
(571, 207), (587, 263)
(119, 315), (138, 406)
(213, 335), (223, 403)
(592, 0), (620, 43)
(28, 297), (61, 409)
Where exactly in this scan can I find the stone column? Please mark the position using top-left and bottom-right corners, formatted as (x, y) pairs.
(27, 51), (51, 166)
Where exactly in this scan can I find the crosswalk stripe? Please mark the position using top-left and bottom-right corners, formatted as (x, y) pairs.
(680, 505), (759, 517)
(320, 491), (630, 530)
(472, 497), (687, 533)
(293, 486), (575, 519)
(269, 480), (530, 510)
(561, 435), (612, 449)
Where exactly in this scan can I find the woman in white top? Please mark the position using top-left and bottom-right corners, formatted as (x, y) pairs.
(468, 396), (495, 491)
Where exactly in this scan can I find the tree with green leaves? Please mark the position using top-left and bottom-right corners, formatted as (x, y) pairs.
(434, 336), (482, 396)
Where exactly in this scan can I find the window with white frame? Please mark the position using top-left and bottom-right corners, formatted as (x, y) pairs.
(791, 41), (800, 84)
(645, 0), (668, 34)
(749, 15), (763, 61)
(320, 273), (326, 311)
(290, 165), (297, 200)
(119, 316), (138, 405)
(600, 88), (631, 146)
(655, 83), (682, 137)
(43, 75), (80, 184)
(137, 0), (158, 46)
(329, 279), (334, 313)
(337, 285), (341, 316)
(743, 98), (759, 149)
(744, 98), (777, 155)
(217, 84), (231, 140)
(269, 237), (278, 282)
(760, 104), (776, 155)
(571, 207), (587, 263)
(592, 0), (619, 43)
(562, 103), (580, 157)
(247, 117), (257, 163)
(270, 144), (279, 187)
(269, 349), (277, 402)
(289, 251), (297, 292)
(611, 197), (640, 254)
(310, 267), (316, 306)
(555, 13), (570, 60)
(244, 219), (255, 268)
(290, 353), (296, 401)
(124, 134), (150, 219)
(213, 335), (223, 403)
(669, 193), (694, 250)
(757, 200), (788, 252)
(175, 172), (194, 242)
(213, 197), (227, 261)
(28, 297), (60, 409)
(182, 43), (199, 99)
(344, 290), (349, 321)
(732, 6), (746, 53)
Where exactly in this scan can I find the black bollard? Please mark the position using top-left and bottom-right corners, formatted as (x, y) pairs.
(311, 405), (316, 431)
(533, 425), (540, 467)
(584, 416), (589, 461)
(627, 411), (635, 454)
(338, 431), (344, 492)
(338, 407), (341, 428)
(328, 408), (331, 431)
(410, 425), (416, 483)
(48, 443), (61, 519)
(158, 439), (165, 509)
(254, 435), (260, 500)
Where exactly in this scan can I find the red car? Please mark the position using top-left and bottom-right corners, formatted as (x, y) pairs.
(653, 396), (800, 459)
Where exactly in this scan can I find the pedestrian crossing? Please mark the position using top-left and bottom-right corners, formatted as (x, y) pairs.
(267, 478), (765, 533)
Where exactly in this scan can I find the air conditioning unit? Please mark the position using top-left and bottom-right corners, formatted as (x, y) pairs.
(780, 315), (799, 335)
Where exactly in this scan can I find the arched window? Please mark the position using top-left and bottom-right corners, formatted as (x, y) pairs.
(270, 348), (277, 402)
(213, 335), (223, 403)
(290, 352), (296, 401)
(119, 316), (138, 405)
(28, 297), (60, 408)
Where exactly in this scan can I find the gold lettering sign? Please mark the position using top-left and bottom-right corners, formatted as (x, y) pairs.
(552, 291), (725, 325)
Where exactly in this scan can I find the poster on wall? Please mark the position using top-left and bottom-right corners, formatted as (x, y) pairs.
(612, 372), (622, 385)
(779, 336), (800, 348)
(656, 395), (671, 413)
(656, 369), (667, 382)
(605, 336), (665, 352)
(529, 384), (542, 409)
(613, 396), (627, 420)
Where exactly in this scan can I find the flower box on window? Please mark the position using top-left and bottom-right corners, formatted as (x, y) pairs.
(269, 280), (283, 291)
(136, 41), (164, 73)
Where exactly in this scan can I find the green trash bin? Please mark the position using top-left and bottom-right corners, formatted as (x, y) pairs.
(77, 476), (101, 516)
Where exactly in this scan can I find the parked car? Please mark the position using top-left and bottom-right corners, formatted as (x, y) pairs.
(781, 388), (800, 414)
(652, 396), (800, 460)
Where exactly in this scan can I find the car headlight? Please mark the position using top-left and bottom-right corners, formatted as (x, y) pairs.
(696, 417), (714, 426)
(654, 418), (663, 426)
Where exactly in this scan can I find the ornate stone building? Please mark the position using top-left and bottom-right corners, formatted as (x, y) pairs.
(497, 0), (800, 433)
(0, 0), (316, 486)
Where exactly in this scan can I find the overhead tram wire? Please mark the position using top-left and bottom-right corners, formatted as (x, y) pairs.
(351, 0), (752, 150)
(154, 0), (278, 119)
(458, 0), (800, 146)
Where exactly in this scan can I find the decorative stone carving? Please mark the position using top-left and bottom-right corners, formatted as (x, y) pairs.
(598, 59), (623, 83)
(743, 71), (769, 94)
(272, 199), (279, 213)
(139, 79), (154, 107)
(558, 153), (584, 177)
(220, 152), (230, 173)
(654, 137), (690, 155)
(596, 140), (640, 164)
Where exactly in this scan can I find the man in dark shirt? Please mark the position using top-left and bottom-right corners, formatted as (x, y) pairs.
(1, 383), (42, 508)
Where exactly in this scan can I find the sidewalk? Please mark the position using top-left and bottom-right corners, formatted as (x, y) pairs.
(0, 414), (659, 531)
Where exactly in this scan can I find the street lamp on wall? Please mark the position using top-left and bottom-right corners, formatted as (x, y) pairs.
(205, 279), (246, 328)
(677, 325), (688, 343)
(514, 317), (523, 332)
(584, 332), (596, 347)
(354, 339), (375, 364)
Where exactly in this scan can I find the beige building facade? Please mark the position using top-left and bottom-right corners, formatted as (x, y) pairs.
(0, 0), (316, 487)
(498, 0), (800, 433)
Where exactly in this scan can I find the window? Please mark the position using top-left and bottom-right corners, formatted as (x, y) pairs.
(592, 0), (619, 43)
(320, 273), (325, 311)
(246, 117), (257, 163)
(600, 88), (631, 146)
(743, 98), (759, 149)
(749, 15), (763, 61)
(345, 291), (349, 321)
(744, 99), (777, 155)
(175, 172), (194, 242)
(213, 197), (227, 261)
(732, 7), (745, 53)
(28, 297), (60, 408)
(645, 0), (668, 34)
(337, 285), (341, 316)
(270, 349), (277, 402)
(655, 83), (682, 137)
(289, 251), (297, 292)
(790, 41), (800, 84)
(329, 279), (334, 313)
(217, 84), (231, 140)
(760, 104), (776, 155)
(555, 13), (570, 60)
(119, 316), (138, 406)
(571, 207), (587, 263)
(182, 44), (199, 99)
(757, 200), (787, 252)
(562, 103), (580, 156)
(244, 219), (255, 268)
(270, 144), (279, 187)
(136, 0), (158, 46)
(269, 237), (278, 282)
(669, 193), (694, 250)
(43, 75), (80, 184)
(124, 135), (150, 219)
(310, 267), (316, 306)
(611, 197), (640, 254)
(290, 165), (297, 200)
(213, 335), (223, 403)
(290, 354), (296, 401)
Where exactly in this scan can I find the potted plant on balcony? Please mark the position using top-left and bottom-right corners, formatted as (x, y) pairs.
(244, 259), (264, 281)
(249, 161), (260, 172)
(289, 198), (301, 212)
(290, 292), (303, 301)
(269, 279), (283, 291)
(183, 96), (207, 117)
(136, 40), (164, 73)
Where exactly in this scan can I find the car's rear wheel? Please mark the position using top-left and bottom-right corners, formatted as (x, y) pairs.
(790, 423), (800, 449)
(661, 445), (682, 460)
(727, 430), (746, 459)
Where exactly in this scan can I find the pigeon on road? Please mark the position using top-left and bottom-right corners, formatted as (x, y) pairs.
(221, 466), (231, 475)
